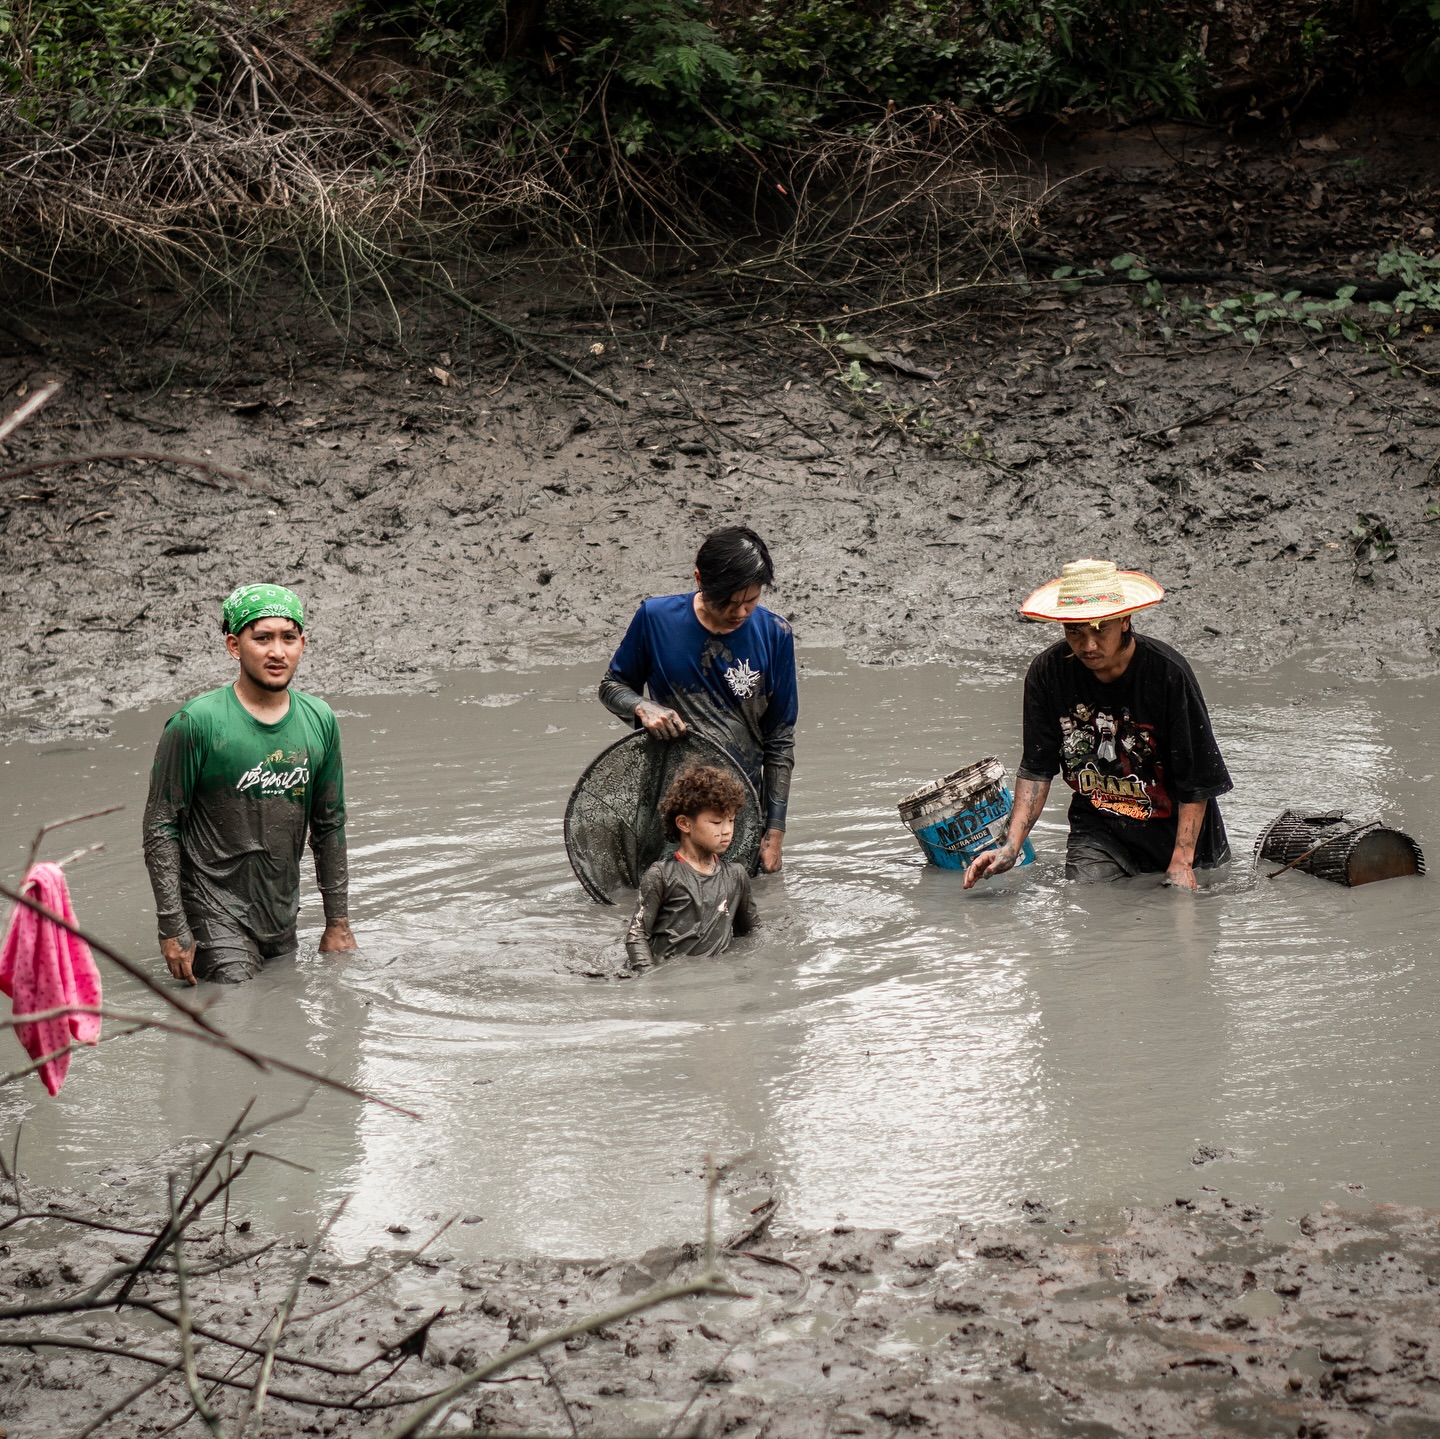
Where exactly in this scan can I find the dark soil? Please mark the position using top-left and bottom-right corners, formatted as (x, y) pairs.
(3, 1181), (1439, 1437)
(2, 216), (1439, 745)
(1025, 93), (1440, 277)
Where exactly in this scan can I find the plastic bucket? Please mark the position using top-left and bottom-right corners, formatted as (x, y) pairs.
(897, 757), (1035, 872)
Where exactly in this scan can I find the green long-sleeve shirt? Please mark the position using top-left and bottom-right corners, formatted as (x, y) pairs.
(142, 685), (348, 947)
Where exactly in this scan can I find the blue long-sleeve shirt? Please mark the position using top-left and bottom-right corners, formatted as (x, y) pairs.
(599, 594), (798, 831)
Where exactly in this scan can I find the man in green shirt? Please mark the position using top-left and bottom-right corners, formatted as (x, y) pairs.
(142, 584), (356, 985)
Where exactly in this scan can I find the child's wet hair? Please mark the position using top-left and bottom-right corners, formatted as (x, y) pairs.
(660, 765), (747, 842)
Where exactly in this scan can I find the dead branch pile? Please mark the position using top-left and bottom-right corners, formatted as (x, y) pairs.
(0, 1114), (739, 1437)
(0, 6), (1032, 329)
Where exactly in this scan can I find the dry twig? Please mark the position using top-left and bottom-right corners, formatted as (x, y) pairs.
(23, 804), (124, 873)
(244, 1199), (349, 1434)
(0, 451), (265, 493)
(0, 379), (63, 444)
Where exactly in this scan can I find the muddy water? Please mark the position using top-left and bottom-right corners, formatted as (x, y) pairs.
(2, 652), (1436, 1260)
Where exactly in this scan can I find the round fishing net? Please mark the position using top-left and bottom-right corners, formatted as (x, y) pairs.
(565, 730), (763, 904)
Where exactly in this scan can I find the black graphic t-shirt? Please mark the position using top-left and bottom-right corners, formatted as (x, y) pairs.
(1017, 634), (1233, 873)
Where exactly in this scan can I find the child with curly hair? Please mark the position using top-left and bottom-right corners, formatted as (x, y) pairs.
(625, 765), (760, 971)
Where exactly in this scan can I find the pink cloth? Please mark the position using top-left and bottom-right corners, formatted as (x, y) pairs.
(0, 863), (103, 1095)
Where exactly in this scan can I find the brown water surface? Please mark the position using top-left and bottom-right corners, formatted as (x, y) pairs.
(1, 652), (1435, 1258)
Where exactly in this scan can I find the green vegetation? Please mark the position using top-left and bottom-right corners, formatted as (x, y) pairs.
(3, 0), (1436, 156)
(304, 0), (1214, 162)
(0, 0), (1220, 156)
(0, 0), (218, 118)
(1, 0), (1435, 327)
(1399, 0), (1440, 84)
(1049, 250), (1440, 352)
(324, 0), (790, 156)
(957, 0), (1204, 117)
(1376, 248), (1440, 317)
(729, 0), (966, 121)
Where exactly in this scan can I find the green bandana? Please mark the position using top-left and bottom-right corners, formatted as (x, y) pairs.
(222, 583), (304, 636)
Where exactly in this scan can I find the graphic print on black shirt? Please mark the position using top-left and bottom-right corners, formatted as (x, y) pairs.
(1060, 703), (1169, 823)
(1018, 634), (1233, 873)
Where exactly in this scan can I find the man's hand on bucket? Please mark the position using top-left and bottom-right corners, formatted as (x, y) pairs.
(634, 701), (686, 740)
(963, 844), (1020, 889)
(319, 918), (358, 953)
(161, 936), (198, 986)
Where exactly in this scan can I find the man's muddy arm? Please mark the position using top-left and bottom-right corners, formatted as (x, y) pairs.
(310, 736), (355, 950)
(963, 777), (1050, 889)
(310, 818), (349, 924)
(143, 719), (201, 984)
(312, 827), (354, 949)
(144, 828), (197, 985)
(1164, 800), (1206, 890)
(599, 669), (646, 724)
(757, 723), (794, 871)
(760, 630), (799, 868)
(760, 723), (794, 834)
(142, 831), (188, 944)
(141, 721), (195, 948)
(600, 669), (685, 738)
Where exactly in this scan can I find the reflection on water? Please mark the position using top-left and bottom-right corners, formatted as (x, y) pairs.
(0, 654), (1436, 1259)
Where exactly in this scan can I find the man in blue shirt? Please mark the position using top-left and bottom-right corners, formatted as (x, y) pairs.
(599, 527), (798, 872)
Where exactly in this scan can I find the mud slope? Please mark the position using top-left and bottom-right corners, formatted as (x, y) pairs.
(3, 285), (1439, 743)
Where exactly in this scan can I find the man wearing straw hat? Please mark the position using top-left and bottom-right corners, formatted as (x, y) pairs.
(964, 560), (1232, 890)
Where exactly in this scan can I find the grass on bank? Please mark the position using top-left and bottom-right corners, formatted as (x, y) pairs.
(0, 0), (1434, 359)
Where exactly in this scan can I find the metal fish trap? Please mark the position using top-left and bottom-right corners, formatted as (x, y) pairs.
(1256, 809), (1426, 886)
(564, 729), (762, 904)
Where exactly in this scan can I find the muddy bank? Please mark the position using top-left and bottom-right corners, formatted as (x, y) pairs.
(1025, 93), (1440, 280)
(4, 108), (1440, 740)
(2, 1179), (1439, 1438)
(3, 288), (1439, 746)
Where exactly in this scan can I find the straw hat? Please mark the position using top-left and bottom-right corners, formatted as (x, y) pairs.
(1021, 559), (1164, 624)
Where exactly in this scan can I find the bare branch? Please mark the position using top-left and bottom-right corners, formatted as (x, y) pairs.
(22, 804), (124, 873)
(0, 379), (63, 444)
(243, 1198), (349, 1434)
(291, 1216), (456, 1321)
(0, 1332), (451, 1411)
(383, 1268), (742, 1439)
(112, 1105), (260, 1308)
(69, 1359), (183, 1439)
(411, 270), (629, 410)
(536, 1350), (579, 1438)
(257, 35), (408, 143)
(0, 883), (225, 1034)
(172, 1180), (230, 1438)
(0, 1025), (144, 1089)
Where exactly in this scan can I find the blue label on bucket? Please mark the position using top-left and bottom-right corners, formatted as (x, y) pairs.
(913, 784), (1036, 872)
